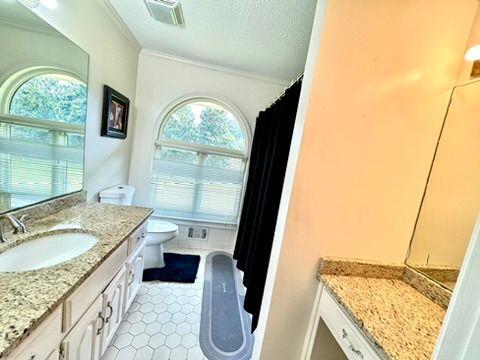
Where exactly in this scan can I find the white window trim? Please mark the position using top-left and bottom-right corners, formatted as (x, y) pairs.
(151, 95), (252, 226)
(0, 114), (84, 134)
(0, 67), (87, 204)
(155, 138), (247, 159)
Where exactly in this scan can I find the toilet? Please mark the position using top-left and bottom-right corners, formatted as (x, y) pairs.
(99, 185), (179, 269)
(144, 220), (179, 269)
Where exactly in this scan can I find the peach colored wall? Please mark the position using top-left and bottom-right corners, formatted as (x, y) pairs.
(258, 1), (477, 359)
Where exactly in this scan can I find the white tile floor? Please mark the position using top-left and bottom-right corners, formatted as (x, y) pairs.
(103, 248), (211, 360)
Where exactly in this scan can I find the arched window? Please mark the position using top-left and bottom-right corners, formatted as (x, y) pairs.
(150, 98), (249, 224)
(9, 73), (87, 124)
(0, 69), (86, 209)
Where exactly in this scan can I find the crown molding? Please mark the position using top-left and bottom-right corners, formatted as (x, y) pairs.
(141, 49), (290, 86)
(97, 0), (141, 52)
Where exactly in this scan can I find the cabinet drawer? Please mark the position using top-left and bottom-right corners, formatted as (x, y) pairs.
(8, 306), (62, 360)
(63, 241), (128, 333)
(319, 289), (382, 360)
(128, 220), (148, 255)
(125, 241), (145, 311)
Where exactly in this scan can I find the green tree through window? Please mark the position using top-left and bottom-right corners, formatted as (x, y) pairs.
(9, 74), (87, 125)
(162, 102), (245, 151)
(151, 100), (248, 223)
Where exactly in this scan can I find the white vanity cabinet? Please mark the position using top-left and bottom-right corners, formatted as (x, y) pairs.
(60, 296), (103, 360)
(99, 266), (127, 356)
(305, 283), (383, 360)
(7, 219), (149, 360)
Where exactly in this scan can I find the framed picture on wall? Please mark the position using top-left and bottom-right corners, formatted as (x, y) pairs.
(101, 85), (130, 139)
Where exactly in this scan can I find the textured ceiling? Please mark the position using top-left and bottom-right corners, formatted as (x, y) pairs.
(108, 0), (317, 81)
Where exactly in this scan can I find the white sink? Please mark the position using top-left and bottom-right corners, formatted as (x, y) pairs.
(0, 233), (98, 272)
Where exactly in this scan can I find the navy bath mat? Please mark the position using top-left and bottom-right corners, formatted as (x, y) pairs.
(143, 253), (200, 283)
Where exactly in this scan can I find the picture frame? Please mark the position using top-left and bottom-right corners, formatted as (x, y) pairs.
(101, 85), (130, 139)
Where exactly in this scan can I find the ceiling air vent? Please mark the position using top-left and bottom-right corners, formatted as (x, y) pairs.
(143, 0), (185, 27)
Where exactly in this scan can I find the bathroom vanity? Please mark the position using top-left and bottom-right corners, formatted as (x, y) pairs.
(305, 258), (449, 360)
(0, 201), (152, 359)
(314, 287), (383, 360)
(0, 4), (157, 358)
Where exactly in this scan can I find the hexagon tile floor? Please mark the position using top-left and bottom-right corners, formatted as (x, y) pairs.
(103, 248), (211, 360)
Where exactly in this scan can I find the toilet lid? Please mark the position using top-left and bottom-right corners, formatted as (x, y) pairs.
(147, 220), (178, 233)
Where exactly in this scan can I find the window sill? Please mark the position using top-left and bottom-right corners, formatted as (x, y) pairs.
(151, 213), (238, 231)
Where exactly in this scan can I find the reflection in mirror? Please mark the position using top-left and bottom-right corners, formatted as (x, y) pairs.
(406, 80), (480, 290)
(0, 1), (88, 213)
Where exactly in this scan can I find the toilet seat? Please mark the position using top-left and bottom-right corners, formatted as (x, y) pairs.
(147, 219), (178, 234)
(144, 219), (179, 269)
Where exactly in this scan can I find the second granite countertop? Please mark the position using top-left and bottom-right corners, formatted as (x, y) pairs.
(317, 258), (448, 360)
(0, 202), (153, 358)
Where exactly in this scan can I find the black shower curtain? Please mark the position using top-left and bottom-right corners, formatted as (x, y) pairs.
(233, 78), (302, 331)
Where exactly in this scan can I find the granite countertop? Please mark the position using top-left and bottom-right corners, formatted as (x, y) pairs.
(0, 202), (153, 358)
(317, 258), (448, 360)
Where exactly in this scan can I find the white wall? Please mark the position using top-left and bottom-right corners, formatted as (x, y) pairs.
(164, 221), (237, 253)
(0, 22), (87, 84)
(128, 50), (285, 248)
(31, 0), (141, 200)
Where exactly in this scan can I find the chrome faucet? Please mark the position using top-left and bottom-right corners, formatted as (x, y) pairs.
(0, 214), (27, 243)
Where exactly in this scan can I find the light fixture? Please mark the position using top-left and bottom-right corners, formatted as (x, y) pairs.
(39, 0), (57, 9)
(465, 45), (480, 61)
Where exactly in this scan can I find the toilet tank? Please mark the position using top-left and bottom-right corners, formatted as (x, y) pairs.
(99, 185), (135, 206)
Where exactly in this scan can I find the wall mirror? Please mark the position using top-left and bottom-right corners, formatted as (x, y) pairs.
(406, 79), (480, 290)
(0, 1), (89, 213)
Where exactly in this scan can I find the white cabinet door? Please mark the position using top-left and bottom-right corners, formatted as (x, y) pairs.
(125, 241), (145, 311)
(61, 295), (103, 360)
(100, 266), (127, 356)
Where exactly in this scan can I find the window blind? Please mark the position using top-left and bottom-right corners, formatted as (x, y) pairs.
(0, 126), (83, 208)
(149, 156), (245, 224)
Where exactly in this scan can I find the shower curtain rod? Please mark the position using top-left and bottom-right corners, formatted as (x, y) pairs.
(268, 73), (304, 108)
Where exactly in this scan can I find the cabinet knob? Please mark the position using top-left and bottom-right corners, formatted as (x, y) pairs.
(97, 312), (106, 335)
(105, 301), (114, 323)
(29, 355), (37, 360)
(128, 270), (135, 285)
(341, 329), (364, 359)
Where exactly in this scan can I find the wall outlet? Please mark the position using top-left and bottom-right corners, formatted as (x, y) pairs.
(187, 227), (208, 240)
